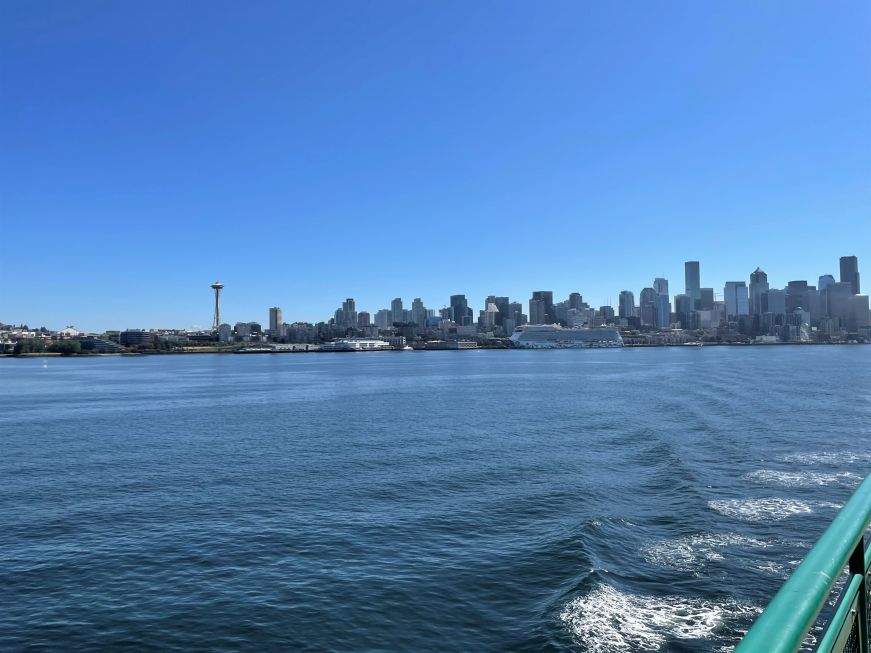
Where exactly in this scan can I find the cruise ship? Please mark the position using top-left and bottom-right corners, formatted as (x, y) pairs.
(319, 338), (394, 352)
(509, 324), (624, 349)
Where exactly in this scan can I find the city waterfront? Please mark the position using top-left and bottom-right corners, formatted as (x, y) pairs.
(2, 348), (869, 652)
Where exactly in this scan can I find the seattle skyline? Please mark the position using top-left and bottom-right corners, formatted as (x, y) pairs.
(2, 3), (870, 332)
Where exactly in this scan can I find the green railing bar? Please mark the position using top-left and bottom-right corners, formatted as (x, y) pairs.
(735, 473), (871, 653)
(814, 573), (862, 653)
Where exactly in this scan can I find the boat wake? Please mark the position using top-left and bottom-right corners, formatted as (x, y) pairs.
(559, 583), (759, 652)
(643, 533), (773, 573)
(708, 497), (815, 521)
(744, 469), (861, 488)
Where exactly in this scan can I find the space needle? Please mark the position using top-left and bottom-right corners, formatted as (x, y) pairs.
(211, 281), (224, 331)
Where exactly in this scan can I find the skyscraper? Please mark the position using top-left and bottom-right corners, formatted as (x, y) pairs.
(341, 298), (356, 327)
(685, 261), (700, 307)
(411, 298), (426, 326)
(530, 291), (554, 324)
(391, 298), (404, 324)
(450, 295), (472, 326)
(786, 281), (810, 313)
(269, 306), (283, 334)
(639, 288), (657, 325)
(723, 282), (749, 318)
(655, 294), (671, 327)
(840, 256), (860, 294)
(653, 278), (669, 297)
(528, 299), (546, 325)
(749, 268), (769, 316)
(618, 290), (635, 318)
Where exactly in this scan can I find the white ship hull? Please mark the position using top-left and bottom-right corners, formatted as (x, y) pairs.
(509, 325), (623, 349)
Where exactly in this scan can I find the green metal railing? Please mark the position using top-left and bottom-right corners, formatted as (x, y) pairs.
(736, 473), (871, 653)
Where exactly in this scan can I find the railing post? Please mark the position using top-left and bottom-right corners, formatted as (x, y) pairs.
(849, 536), (868, 653)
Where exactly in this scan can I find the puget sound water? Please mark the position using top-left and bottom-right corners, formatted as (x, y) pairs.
(2, 347), (870, 652)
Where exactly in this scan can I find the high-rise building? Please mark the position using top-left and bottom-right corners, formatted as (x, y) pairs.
(840, 256), (860, 294)
(674, 294), (694, 328)
(391, 298), (404, 324)
(749, 268), (769, 316)
(529, 299), (547, 325)
(450, 295), (472, 326)
(825, 282), (853, 322)
(723, 282), (749, 318)
(653, 278), (669, 297)
(766, 289), (787, 316)
(341, 298), (356, 327)
(618, 290), (635, 318)
(568, 293), (584, 310)
(786, 281), (810, 313)
(269, 307), (283, 335)
(685, 261), (701, 307)
(358, 311), (371, 327)
(639, 288), (657, 325)
(411, 298), (426, 326)
(655, 294), (671, 327)
(530, 291), (554, 324)
(818, 274), (836, 292)
(375, 309), (393, 329)
(699, 288), (714, 311)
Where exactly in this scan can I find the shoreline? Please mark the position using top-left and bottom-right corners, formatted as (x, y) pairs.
(1, 340), (868, 359)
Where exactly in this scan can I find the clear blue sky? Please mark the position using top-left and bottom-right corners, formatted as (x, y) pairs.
(2, 1), (869, 331)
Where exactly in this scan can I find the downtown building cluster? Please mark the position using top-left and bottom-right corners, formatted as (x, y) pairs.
(235, 255), (869, 347)
(3, 255), (868, 354)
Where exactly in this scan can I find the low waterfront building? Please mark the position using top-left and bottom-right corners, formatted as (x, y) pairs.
(320, 338), (393, 351)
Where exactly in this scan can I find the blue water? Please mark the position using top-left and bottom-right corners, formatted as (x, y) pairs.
(2, 347), (870, 652)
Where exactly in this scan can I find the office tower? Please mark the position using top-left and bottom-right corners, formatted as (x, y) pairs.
(639, 288), (657, 325)
(723, 282), (749, 318)
(411, 298), (426, 326)
(391, 298), (404, 324)
(653, 278), (669, 297)
(618, 290), (635, 318)
(529, 299), (546, 325)
(375, 309), (393, 329)
(818, 274), (836, 292)
(568, 292), (584, 310)
(269, 307), (283, 334)
(480, 303), (499, 330)
(766, 289), (787, 316)
(492, 296), (510, 327)
(825, 282), (853, 322)
(840, 256), (860, 294)
(674, 294), (694, 329)
(786, 281), (810, 313)
(531, 291), (554, 324)
(699, 288), (714, 311)
(655, 294), (671, 327)
(685, 261), (701, 307)
(599, 305), (615, 321)
(847, 294), (870, 332)
(341, 299), (356, 327)
(357, 311), (371, 327)
(450, 294), (472, 326)
(749, 268), (769, 316)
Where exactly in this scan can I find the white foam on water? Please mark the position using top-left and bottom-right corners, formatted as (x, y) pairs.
(779, 452), (871, 465)
(643, 533), (772, 572)
(559, 583), (760, 653)
(708, 498), (814, 521)
(745, 469), (861, 488)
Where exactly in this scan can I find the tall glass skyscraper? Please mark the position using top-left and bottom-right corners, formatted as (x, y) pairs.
(684, 261), (700, 307)
(840, 256), (860, 294)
